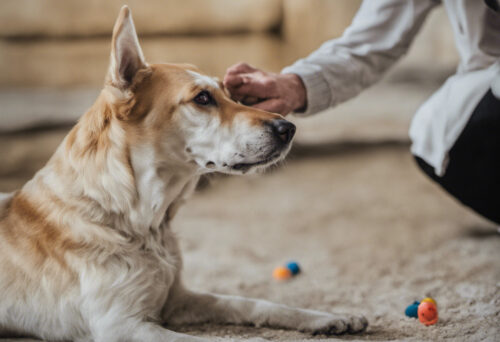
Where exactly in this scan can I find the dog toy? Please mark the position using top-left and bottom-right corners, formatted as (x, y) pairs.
(285, 261), (301, 275)
(404, 301), (420, 318)
(273, 261), (301, 280)
(405, 297), (438, 326)
(418, 301), (438, 326)
(272, 266), (291, 280)
(421, 297), (437, 306)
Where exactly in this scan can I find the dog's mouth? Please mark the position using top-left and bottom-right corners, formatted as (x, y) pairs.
(230, 151), (284, 173)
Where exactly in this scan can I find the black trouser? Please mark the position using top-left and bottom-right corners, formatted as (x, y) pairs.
(415, 89), (500, 225)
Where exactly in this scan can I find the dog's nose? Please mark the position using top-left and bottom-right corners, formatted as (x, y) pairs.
(271, 119), (296, 144)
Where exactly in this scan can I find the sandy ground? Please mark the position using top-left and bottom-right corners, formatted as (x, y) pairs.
(1, 129), (499, 341)
(170, 145), (500, 342)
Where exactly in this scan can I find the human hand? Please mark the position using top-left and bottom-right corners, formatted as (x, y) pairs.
(223, 62), (307, 116)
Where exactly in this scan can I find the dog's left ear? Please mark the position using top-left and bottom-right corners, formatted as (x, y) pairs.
(107, 5), (147, 90)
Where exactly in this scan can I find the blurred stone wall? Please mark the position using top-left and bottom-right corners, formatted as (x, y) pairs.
(0, 0), (458, 87)
(0, 0), (282, 36)
(282, 0), (459, 82)
(283, 0), (362, 58)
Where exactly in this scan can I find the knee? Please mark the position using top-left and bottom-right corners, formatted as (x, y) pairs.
(413, 156), (438, 181)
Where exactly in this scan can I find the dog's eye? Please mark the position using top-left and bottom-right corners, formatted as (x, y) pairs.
(193, 91), (215, 106)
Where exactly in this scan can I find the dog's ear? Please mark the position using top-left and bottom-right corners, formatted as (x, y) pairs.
(107, 6), (147, 90)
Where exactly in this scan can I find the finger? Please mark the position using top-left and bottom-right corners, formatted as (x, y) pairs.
(226, 62), (257, 75)
(241, 96), (260, 105)
(236, 80), (277, 99)
(252, 98), (288, 115)
(232, 93), (247, 102)
(225, 79), (268, 101)
(224, 72), (262, 89)
(223, 73), (245, 88)
(223, 75), (248, 102)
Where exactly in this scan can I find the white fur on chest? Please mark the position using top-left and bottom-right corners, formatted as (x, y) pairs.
(79, 226), (181, 324)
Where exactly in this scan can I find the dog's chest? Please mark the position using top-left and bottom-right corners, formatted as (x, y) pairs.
(135, 232), (180, 306)
(85, 228), (181, 319)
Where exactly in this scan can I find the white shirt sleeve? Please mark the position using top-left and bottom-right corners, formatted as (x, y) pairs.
(282, 0), (439, 116)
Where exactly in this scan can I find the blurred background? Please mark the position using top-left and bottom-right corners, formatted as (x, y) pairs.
(1, 2), (498, 341)
(0, 0), (460, 190)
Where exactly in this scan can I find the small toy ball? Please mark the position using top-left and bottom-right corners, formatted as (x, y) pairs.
(421, 297), (437, 307)
(273, 266), (292, 280)
(418, 301), (438, 326)
(405, 301), (420, 318)
(285, 261), (301, 275)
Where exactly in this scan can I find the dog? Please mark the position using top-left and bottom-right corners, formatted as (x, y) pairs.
(0, 6), (367, 342)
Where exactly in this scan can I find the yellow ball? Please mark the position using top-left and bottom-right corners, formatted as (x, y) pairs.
(421, 297), (437, 307)
(273, 266), (292, 280)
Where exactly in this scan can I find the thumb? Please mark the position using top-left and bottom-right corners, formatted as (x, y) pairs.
(252, 98), (289, 116)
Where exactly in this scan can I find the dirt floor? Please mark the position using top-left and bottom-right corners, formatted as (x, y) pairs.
(0, 126), (499, 341)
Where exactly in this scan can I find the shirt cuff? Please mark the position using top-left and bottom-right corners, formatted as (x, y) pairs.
(491, 68), (500, 99)
(281, 64), (332, 116)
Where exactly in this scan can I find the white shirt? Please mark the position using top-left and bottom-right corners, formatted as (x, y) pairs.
(283, 0), (500, 176)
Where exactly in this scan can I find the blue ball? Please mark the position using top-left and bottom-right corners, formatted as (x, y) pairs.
(405, 301), (420, 318)
(286, 261), (301, 275)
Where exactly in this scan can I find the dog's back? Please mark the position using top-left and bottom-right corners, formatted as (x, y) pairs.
(0, 192), (12, 215)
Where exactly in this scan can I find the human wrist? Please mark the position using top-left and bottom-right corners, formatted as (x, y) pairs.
(281, 73), (307, 112)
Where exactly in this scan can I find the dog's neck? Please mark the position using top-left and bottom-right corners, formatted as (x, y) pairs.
(23, 94), (196, 239)
(127, 143), (198, 230)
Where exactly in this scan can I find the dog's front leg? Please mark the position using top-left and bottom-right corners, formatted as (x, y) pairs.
(90, 322), (210, 342)
(131, 323), (210, 342)
(163, 287), (367, 335)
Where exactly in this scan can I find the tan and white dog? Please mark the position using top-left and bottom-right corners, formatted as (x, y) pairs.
(0, 6), (367, 342)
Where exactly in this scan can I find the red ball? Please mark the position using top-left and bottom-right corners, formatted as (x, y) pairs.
(418, 301), (438, 326)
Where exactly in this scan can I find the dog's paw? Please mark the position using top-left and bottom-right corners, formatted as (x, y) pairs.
(301, 314), (368, 335)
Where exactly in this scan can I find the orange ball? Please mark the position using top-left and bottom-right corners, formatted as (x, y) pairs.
(273, 266), (292, 280)
(418, 301), (438, 326)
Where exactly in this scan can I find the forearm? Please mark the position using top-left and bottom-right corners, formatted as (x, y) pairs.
(283, 0), (438, 116)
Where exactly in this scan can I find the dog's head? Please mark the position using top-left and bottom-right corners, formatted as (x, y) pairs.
(104, 6), (295, 175)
